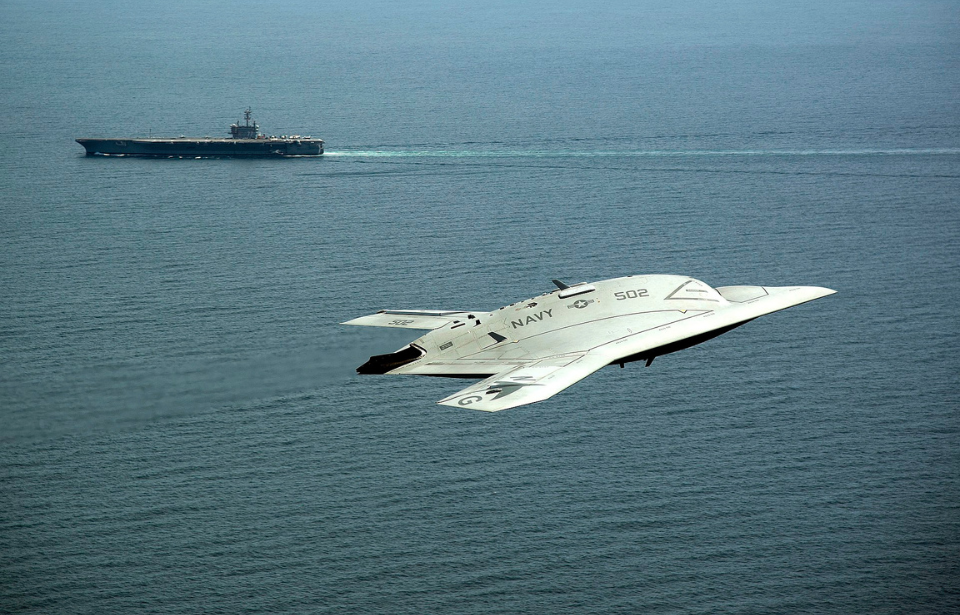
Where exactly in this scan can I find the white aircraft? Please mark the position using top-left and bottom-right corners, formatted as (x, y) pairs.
(343, 275), (835, 412)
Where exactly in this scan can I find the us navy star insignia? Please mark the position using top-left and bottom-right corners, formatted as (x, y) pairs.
(570, 299), (594, 309)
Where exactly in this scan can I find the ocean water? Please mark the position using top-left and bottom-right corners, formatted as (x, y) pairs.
(2, 1), (959, 612)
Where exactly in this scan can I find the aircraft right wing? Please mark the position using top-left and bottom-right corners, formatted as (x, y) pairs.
(342, 310), (482, 330)
(436, 352), (614, 412)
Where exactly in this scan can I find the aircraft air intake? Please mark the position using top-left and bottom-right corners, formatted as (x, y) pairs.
(357, 344), (425, 374)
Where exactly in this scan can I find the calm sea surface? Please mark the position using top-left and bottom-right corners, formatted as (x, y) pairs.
(2, 1), (959, 612)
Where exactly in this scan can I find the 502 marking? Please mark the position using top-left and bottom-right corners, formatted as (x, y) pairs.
(614, 289), (649, 300)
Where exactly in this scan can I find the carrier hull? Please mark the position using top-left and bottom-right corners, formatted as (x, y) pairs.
(76, 137), (323, 157)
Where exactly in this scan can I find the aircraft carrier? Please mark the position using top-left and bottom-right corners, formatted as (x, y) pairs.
(76, 109), (323, 157)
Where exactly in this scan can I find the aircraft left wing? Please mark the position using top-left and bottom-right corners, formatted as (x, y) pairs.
(437, 352), (613, 412)
(342, 310), (481, 330)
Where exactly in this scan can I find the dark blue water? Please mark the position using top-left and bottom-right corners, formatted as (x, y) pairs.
(2, 1), (959, 612)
